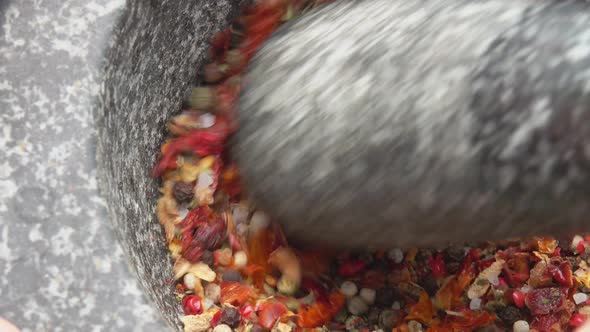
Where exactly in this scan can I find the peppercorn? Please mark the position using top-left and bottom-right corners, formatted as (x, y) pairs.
(173, 181), (194, 203)
(446, 246), (466, 262)
(201, 250), (214, 265)
(250, 324), (266, 332)
(446, 261), (461, 274)
(367, 308), (380, 325)
(420, 275), (438, 296)
(498, 305), (524, 326)
(378, 309), (399, 330)
(220, 306), (241, 328)
(375, 286), (396, 308)
(222, 270), (243, 282)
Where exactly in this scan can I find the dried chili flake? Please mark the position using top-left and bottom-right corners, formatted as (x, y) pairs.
(258, 302), (288, 329)
(220, 281), (253, 306)
(152, 117), (230, 177)
(153, 0), (590, 331)
(406, 292), (437, 325)
(338, 259), (366, 277)
(440, 309), (496, 330)
(298, 292), (345, 328)
(428, 253), (447, 279)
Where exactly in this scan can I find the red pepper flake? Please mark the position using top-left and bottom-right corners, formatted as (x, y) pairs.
(577, 240), (590, 254)
(569, 313), (587, 327)
(510, 289), (526, 308)
(298, 292), (345, 328)
(547, 261), (573, 288)
(338, 260), (366, 277)
(428, 253), (447, 278)
(220, 281), (253, 306)
(211, 310), (222, 327)
(406, 292), (437, 325)
(258, 302), (287, 329)
(240, 305), (255, 319)
(152, 117), (230, 177)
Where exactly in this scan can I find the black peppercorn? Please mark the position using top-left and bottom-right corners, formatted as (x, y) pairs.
(201, 250), (214, 265)
(498, 305), (524, 326)
(173, 182), (194, 203)
(220, 306), (241, 328)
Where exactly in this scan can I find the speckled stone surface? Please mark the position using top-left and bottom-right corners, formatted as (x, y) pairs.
(0, 0), (169, 331)
(237, 0), (590, 249)
(96, 0), (245, 330)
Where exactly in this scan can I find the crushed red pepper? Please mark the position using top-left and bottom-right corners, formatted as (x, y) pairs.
(153, 0), (590, 331)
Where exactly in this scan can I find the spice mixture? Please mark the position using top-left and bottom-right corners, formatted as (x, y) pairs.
(152, 0), (590, 331)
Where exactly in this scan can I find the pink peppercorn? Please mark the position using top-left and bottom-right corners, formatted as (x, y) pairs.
(511, 290), (526, 308)
(182, 295), (203, 315)
(569, 313), (587, 327)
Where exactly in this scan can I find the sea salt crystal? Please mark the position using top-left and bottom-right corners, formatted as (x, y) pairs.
(199, 113), (216, 128)
(388, 248), (404, 264)
(513, 320), (530, 332)
(574, 292), (589, 304)
(340, 281), (358, 297)
(360, 288), (376, 305)
(469, 298), (482, 310)
(250, 210), (270, 230)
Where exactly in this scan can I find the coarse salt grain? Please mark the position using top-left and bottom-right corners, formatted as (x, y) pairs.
(178, 205), (189, 220)
(199, 113), (216, 128)
(519, 285), (533, 294)
(347, 296), (369, 315)
(469, 297), (482, 310)
(233, 251), (248, 268)
(213, 324), (232, 332)
(573, 235), (584, 250)
(360, 288), (376, 305)
(203, 297), (215, 310)
(574, 292), (589, 304)
(388, 248), (404, 264)
(513, 320), (530, 332)
(184, 273), (197, 290)
(340, 281), (358, 297)
(250, 210), (270, 230)
(205, 283), (221, 303)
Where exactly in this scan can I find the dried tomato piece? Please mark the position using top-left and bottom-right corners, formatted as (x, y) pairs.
(180, 207), (227, 262)
(525, 287), (568, 315)
(547, 260), (573, 288)
(258, 302), (287, 329)
(220, 281), (253, 306)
